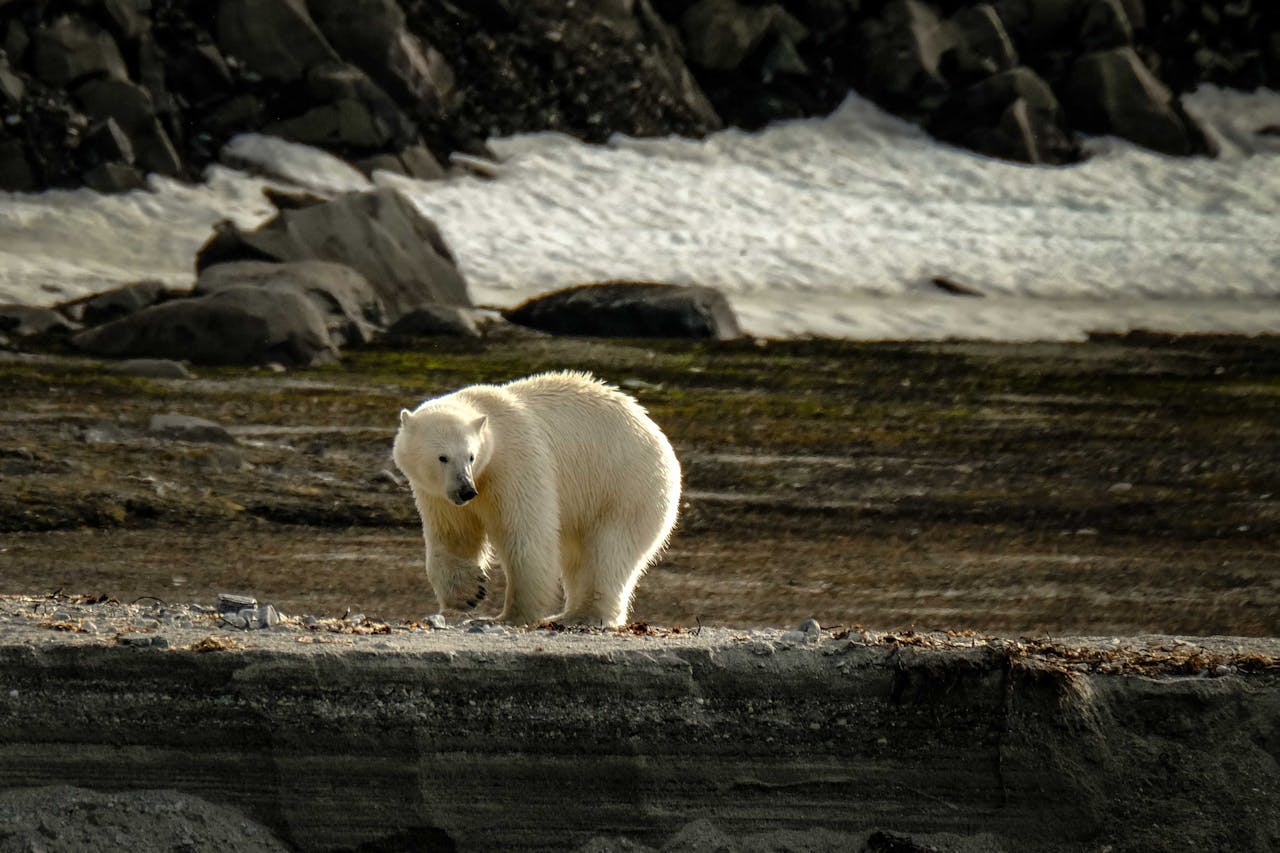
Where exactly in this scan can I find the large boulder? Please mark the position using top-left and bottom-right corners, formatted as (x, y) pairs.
(929, 66), (1079, 164)
(857, 0), (954, 112)
(194, 260), (386, 348)
(61, 281), (168, 326)
(195, 188), (469, 321)
(1063, 47), (1212, 156)
(31, 15), (129, 87)
(73, 79), (183, 177)
(71, 286), (334, 367)
(307, 0), (457, 126)
(679, 0), (807, 72)
(503, 282), (742, 340)
(215, 0), (339, 83)
(265, 62), (417, 153)
(941, 4), (1019, 82)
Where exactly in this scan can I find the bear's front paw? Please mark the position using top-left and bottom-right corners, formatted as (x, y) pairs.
(438, 581), (486, 612)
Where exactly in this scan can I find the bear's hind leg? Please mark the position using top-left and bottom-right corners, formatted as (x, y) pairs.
(554, 525), (657, 628)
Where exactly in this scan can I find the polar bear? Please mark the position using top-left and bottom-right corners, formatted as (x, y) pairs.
(392, 371), (681, 627)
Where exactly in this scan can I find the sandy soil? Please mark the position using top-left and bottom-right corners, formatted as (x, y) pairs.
(1, 333), (1277, 637)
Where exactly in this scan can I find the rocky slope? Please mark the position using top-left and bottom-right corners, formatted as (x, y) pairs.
(2, 0), (1276, 193)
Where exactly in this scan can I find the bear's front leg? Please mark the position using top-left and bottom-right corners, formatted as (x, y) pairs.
(425, 542), (488, 613)
(491, 520), (563, 626)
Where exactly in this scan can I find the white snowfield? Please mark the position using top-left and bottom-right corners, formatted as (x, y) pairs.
(1, 87), (1277, 342)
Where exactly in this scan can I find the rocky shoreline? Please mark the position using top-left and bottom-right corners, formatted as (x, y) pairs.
(2, 0), (1278, 196)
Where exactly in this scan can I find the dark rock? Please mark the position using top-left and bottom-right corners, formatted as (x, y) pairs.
(858, 0), (953, 112)
(266, 62), (415, 152)
(3, 19), (31, 67)
(80, 118), (136, 168)
(942, 4), (1019, 82)
(0, 305), (74, 338)
(679, 0), (807, 72)
(991, 0), (1080, 50)
(32, 15), (129, 87)
(1064, 47), (1211, 156)
(71, 286), (335, 367)
(82, 161), (146, 192)
(194, 188), (469, 321)
(503, 282), (742, 340)
(74, 79), (184, 176)
(195, 260), (386, 347)
(0, 138), (38, 192)
(386, 305), (481, 339)
(1079, 0), (1134, 51)
(99, 0), (149, 42)
(308, 0), (458, 123)
(929, 66), (1079, 164)
(215, 0), (339, 83)
(62, 281), (168, 326)
(148, 413), (236, 444)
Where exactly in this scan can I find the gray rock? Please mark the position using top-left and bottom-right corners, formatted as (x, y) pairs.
(0, 305), (74, 339)
(426, 613), (448, 630)
(74, 78), (183, 177)
(194, 188), (470, 321)
(72, 285), (335, 367)
(356, 145), (447, 181)
(386, 304), (481, 339)
(32, 15), (129, 87)
(215, 0), (339, 83)
(63, 280), (168, 327)
(503, 282), (743, 340)
(0, 59), (25, 106)
(195, 260), (386, 347)
(105, 359), (192, 380)
(149, 413), (236, 444)
(218, 593), (257, 613)
(1064, 47), (1211, 156)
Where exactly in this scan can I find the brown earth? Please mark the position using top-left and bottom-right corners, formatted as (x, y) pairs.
(1, 332), (1277, 637)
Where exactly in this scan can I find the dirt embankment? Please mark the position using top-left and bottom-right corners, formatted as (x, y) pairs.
(1, 333), (1278, 636)
(0, 594), (1277, 853)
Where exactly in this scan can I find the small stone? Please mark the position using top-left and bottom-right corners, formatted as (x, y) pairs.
(347, 612), (366, 624)
(117, 632), (167, 648)
(149, 413), (236, 445)
(426, 613), (448, 629)
(257, 604), (281, 629)
(217, 593), (257, 614)
(107, 359), (192, 379)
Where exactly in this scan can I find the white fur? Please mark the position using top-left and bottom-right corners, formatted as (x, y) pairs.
(392, 371), (681, 627)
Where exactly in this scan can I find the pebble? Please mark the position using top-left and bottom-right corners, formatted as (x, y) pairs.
(148, 414), (236, 445)
(425, 614), (448, 630)
(217, 593), (257, 614)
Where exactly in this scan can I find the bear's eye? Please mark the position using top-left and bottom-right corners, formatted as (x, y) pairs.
(438, 455), (448, 463)
(468, 453), (475, 463)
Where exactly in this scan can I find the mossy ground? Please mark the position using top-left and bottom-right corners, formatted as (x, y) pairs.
(1, 332), (1278, 635)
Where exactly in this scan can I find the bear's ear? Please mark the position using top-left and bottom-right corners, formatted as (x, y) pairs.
(399, 408), (411, 426)
(471, 415), (487, 433)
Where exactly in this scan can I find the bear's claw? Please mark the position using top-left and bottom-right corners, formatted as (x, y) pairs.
(464, 584), (487, 609)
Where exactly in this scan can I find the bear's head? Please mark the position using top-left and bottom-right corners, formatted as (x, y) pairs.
(393, 405), (490, 506)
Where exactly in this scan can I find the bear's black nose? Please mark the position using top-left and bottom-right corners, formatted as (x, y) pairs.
(456, 484), (477, 503)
